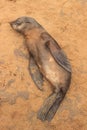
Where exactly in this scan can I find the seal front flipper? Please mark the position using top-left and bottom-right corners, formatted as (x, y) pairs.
(29, 55), (43, 90)
(45, 40), (71, 73)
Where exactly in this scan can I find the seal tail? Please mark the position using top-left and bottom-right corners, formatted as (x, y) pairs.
(37, 88), (66, 121)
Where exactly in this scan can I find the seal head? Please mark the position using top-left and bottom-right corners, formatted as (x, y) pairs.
(10, 16), (41, 34)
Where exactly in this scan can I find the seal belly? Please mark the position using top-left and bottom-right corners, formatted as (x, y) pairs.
(37, 46), (69, 88)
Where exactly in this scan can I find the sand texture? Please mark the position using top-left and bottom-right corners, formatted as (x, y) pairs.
(0, 0), (87, 130)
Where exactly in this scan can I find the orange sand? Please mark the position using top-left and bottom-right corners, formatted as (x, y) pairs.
(0, 0), (87, 130)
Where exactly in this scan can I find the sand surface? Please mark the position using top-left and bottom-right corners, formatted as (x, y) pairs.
(0, 0), (87, 130)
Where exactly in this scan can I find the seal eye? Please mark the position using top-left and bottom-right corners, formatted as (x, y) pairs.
(16, 21), (22, 25)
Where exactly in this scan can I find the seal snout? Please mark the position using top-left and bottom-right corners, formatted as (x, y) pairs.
(9, 20), (18, 30)
(9, 21), (15, 27)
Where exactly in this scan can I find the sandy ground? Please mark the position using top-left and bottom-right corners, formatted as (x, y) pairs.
(0, 0), (87, 130)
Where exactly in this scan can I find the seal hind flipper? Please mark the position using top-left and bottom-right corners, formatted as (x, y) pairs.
(37, 89), (65, 121)
(29, 55), (43, 90)
(46, 40), (71, 73)
(37, 93), (57, 121)
(45, 90), (64, 121)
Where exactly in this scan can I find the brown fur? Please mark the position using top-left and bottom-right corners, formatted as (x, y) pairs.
(10, 17), (71, 121)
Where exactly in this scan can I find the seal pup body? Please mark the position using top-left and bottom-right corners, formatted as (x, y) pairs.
(10, 17), (71, 121)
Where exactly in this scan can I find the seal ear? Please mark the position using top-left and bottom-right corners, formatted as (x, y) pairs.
(45, 40), (71, 73)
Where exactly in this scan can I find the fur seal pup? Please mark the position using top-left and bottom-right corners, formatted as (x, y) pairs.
(10, 17), (72, 121)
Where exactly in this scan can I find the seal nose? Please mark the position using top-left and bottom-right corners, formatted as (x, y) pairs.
(9, 20), (16, 27)
(9, 21), (14, 26)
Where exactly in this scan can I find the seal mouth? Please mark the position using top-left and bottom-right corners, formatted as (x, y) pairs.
(9, 21), (18, 30)
(9, 21), (14, 27)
